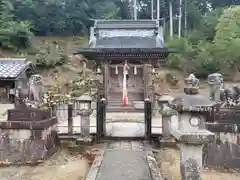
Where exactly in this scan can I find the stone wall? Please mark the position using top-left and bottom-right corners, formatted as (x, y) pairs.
(204, 125), (240, 168)
(169, 116), (240, 168)
(0, 118), (58, 165)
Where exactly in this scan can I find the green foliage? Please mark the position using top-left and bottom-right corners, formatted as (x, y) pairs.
(31, 46), (68, 68)
(10, 0), (121, 36)
(0, 1), (32, 51)
(70, 79), (100, 97)
(166, 5), (240, 78)
(0, 0), (239, 76)
(167, 37), (220, 78)
(214, 6), (240, 71)
(201, 8), (224, 41)
(167, 37), (196, 71)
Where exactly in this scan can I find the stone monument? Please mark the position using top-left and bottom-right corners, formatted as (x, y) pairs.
(170, 74), (215, 180)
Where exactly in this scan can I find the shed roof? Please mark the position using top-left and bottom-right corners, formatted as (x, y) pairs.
(0, 58), (31, 80)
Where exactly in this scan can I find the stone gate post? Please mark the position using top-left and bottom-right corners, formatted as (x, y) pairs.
(170, 74), (215, 180)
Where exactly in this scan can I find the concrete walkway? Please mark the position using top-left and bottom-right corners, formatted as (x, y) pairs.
(87, 141), (162, 180)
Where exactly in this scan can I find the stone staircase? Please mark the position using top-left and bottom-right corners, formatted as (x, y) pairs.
(107, 92), (144, 112)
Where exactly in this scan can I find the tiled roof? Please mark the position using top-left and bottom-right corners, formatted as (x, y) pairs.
(0, 58), (31, 79)
(95, 36), (164, 48)
(91, 20), (164, 49)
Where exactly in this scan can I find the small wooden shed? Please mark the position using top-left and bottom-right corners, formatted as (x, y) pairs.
(0, 58), (33, 103)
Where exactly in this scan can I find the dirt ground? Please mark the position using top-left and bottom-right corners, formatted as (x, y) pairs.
(156, 147), (240, 180)
(0, 148), (92, 180)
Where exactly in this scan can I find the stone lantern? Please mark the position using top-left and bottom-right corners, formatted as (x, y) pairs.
(169, 74), (215, 180)
(76, 94), (93, 137)
(76, 94), (92, 110)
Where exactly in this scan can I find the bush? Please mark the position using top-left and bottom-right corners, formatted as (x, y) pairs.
(31, 45), (68, 68)
(0, 21), (33, 51)
(166, 37), (221, 78)
(0, 0), (33, 51)
(166, 37), (197, 73)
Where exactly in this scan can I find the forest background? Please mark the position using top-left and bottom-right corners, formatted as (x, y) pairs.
(0, 0), (240, 78)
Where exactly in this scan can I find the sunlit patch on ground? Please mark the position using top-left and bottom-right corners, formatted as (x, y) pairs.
(0, 148), (93, 180)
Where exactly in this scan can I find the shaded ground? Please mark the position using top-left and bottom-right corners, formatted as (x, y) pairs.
(0, 149), (91, 180)
(155, 147), (240, 180)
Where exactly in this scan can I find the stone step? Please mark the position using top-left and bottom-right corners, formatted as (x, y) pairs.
(106, 112), (144, 120)
(109, 96), (143, 99)
(107, 104), (133, 108)
(109, 95), (143, 98)
(108, 103), (133, 107)
(107, 108), (143, 113)
(109, 92), (143, 96)
(108, 101), (142, 106)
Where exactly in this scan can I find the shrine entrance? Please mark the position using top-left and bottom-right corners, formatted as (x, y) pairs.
(107, 60), (144, 112)
(76, 20), (174, 140)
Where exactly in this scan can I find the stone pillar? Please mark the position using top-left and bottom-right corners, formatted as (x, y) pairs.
(79, 108), (92, 137)
(91, 101), (97, 117)
(162, 110), (176, 137)
(170, 74), (215, 180)
(207, 73), (223, 102)
(158, 99), (177, 145)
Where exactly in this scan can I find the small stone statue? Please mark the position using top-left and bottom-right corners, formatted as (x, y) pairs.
(184, 74), (199, 94)
(223, 85), (240, 107)
(184, 74), (199, 88)
(208, 73), (224, 102)
(29, 74), (43, 101)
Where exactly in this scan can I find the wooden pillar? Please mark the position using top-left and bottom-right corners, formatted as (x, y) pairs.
(68, 103), (73, 135)
(143, 63), (153, 101)
(103, 60), (109, 99)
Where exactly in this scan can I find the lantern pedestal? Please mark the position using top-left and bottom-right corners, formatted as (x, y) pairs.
(76, 109), (94, 145)
(160, 110), (177, 146)
(170, 74), (216, 180)
(79, 109), (93, 137)
(172, 129), (214, 180)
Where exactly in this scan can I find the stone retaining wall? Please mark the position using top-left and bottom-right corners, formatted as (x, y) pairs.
(169, 117), (240, 168)
(204, 130), (240, 168)
(0, 118), (58, 165)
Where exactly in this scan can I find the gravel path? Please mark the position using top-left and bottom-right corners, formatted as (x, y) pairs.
(95, 141), (152, 180)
